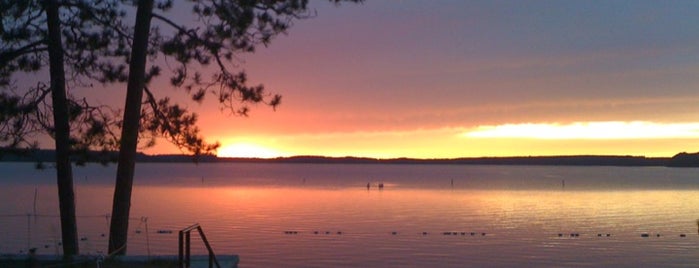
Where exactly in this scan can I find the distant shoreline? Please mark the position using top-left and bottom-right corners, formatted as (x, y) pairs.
(2, 149), (699, 167)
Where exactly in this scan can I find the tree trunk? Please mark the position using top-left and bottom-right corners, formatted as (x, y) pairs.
(108, 0), (154, 256)
(44, 0), (79, 257)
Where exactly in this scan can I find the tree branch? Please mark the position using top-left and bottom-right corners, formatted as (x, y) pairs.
(0, 41), (47, 66)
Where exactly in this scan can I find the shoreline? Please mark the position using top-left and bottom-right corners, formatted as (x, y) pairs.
(2, 149), (699, 167)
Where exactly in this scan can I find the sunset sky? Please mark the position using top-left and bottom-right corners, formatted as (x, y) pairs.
(140, 1), (699, 158)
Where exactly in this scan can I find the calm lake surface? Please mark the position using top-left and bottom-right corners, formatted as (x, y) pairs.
(1, 162), (699, 267)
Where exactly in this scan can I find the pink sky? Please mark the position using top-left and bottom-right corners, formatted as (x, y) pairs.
(60, 1), (699, 158)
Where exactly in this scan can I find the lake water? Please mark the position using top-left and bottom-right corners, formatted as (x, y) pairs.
(1, 162), (698, 267)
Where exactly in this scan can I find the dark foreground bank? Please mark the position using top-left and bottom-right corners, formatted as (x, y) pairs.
(0, 254), (239, 268)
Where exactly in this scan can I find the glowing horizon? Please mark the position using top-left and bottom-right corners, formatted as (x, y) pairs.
(195, 121), (699, 159)
(129, 1), (699, 159)
(217, 143), (289, 159)
(464, 121), (699, 140)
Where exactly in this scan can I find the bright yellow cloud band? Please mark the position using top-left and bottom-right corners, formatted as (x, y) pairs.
(463, 121), (699, 140)
(217, 143), (287, 158)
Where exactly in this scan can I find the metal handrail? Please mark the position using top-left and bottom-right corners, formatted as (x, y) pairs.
(179, 223), (221, 268)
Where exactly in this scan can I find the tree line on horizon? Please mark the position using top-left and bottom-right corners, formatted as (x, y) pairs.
(4, 148), (699, 167)
(1, 0), (361, 259)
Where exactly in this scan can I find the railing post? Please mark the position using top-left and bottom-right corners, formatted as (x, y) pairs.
(178, 223), (221, 268)
(197, 226), (221, 268)
(178, 230), (184, 268)
(209, 252), (214, 268)
(185, 231), (191, 267)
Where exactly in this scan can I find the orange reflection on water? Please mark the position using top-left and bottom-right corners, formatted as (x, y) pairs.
(3, 181), (699, 266)
(131, 186), (699, 240)
(454, 190), (699, 235)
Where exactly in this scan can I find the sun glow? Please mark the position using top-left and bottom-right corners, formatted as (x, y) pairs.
(217, 143), (285, 158)
(463, 121), (699, 140)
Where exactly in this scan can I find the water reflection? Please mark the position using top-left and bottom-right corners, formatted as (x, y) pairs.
(8, 186), (699, 266)
(2, 163), (699, 267)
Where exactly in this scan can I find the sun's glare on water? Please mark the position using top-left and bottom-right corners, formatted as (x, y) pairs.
(464, 121), (699, 140)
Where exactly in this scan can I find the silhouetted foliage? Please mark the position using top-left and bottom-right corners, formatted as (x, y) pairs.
(667, 152), (699, 167)
(108, 0), (361, 255)
(2, 0), (362, 159)
(0, 0), (131, 257)
(1, 0), (362, 256)
(0, 0), (126, 158)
